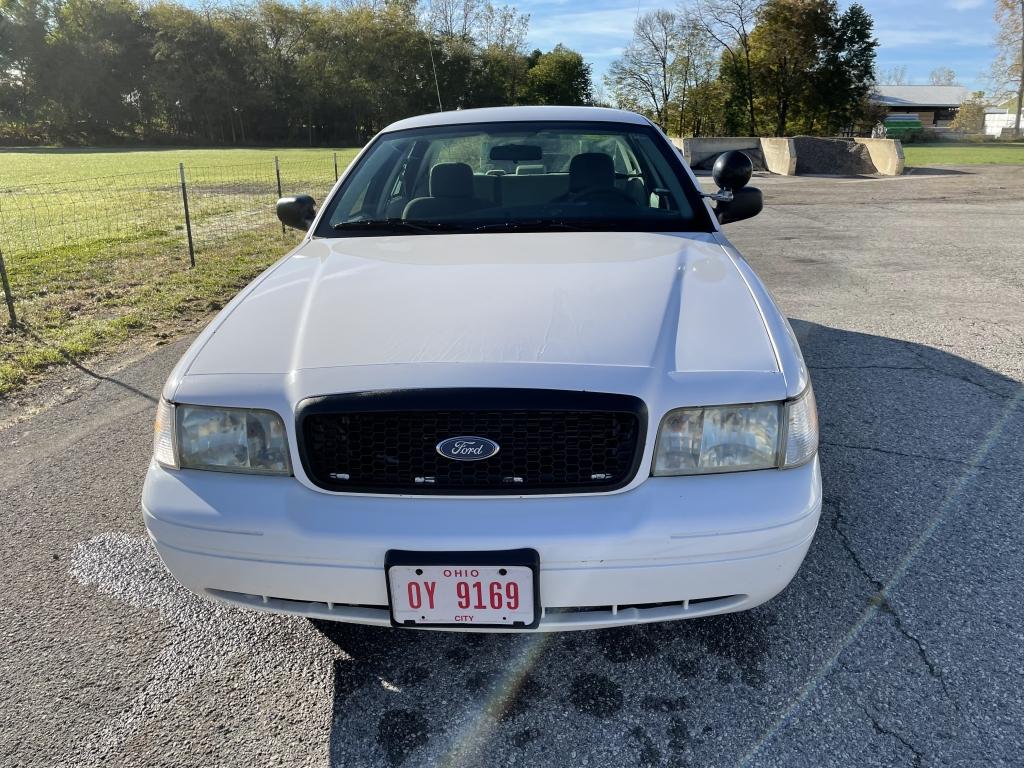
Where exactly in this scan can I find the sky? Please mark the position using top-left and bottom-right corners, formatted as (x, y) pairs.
(519, 0), (1001, 93)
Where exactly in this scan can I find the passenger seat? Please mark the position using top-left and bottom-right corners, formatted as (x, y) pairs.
(403, 163), (492, 219)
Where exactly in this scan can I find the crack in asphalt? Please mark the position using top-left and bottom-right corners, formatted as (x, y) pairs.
(808, 355), (1021, 401)
(903, 343), (1021, 402)
(861, 704), (925, 768)
(809, 364), (928, 371)
(828, 500), (968, 726)
(820, 440), (994, 470)
(872, 594), (964, 719)
(826, 500), (878, 591)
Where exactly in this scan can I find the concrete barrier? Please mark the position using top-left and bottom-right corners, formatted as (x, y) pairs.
(853, 138), (905, 176)
(672, 136), (796, 175)
(673, 135), (903, 176)
(672, 137), (760, 167)
(759, 138), (797, 176)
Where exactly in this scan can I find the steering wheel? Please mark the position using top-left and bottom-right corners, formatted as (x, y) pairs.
(566, 185), (638, 206)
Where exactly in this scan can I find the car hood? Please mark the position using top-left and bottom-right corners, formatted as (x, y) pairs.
(185, 231), (778, 378)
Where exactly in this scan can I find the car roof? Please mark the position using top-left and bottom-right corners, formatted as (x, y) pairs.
(382, 106), (653, 133)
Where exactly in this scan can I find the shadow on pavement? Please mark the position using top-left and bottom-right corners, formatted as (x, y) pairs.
(16, 324), (158, 404)
(314, 320), (1022, 768)
(903, 166), (973, 176)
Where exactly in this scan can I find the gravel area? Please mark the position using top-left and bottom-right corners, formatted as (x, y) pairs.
(2, 165), (1022, 767)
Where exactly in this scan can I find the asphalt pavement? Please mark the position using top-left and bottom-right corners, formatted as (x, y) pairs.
(1, 165), (1022, 767)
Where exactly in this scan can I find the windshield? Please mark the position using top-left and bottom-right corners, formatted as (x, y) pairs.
(314, 121), (712, 237)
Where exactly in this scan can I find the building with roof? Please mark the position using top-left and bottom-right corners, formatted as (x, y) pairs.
(871, 85), (969, 129)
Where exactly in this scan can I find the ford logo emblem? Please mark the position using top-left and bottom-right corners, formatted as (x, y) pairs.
(436, 436), (500, 462)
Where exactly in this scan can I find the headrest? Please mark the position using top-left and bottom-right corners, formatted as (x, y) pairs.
(569, 152), (615, 192)
(515, 164), (546, 175)
(429, 162), (474, 198)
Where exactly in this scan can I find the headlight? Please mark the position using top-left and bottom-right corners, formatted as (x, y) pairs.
(652, 386), (817, 476)
(152, 400), (291, 475)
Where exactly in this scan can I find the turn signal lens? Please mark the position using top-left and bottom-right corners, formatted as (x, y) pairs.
(783, 386), (818, 467)
(153, 398), (177, 468)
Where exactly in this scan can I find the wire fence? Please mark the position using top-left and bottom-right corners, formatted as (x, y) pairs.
(0, 152), (349, 393)
(0, 153), (343, 328)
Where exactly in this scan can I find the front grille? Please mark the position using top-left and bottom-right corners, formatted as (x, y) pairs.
(297, 389), (646, 494)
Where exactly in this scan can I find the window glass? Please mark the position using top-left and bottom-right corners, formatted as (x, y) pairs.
(317, 121), (710, 236)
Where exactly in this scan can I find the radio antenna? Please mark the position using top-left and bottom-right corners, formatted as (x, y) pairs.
(427, 36), (444, 112)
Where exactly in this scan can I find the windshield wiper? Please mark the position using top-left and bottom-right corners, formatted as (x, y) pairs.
(333, 218), (459, 234)
(472, 219), (593, 233)
(475, 217), (703, 234)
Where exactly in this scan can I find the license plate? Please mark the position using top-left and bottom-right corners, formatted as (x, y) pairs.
(385, 549), (540, 629)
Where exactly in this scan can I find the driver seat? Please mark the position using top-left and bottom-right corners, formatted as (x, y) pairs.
(568, 152), (615, 193)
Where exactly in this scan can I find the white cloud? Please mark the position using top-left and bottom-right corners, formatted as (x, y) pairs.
(875, 26), (993, 47)
(529, 8), (649, 42)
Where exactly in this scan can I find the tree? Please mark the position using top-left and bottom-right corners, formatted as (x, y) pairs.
(0, 0), (60, 137)
(0, 0), (565, 145)
(427, 0), (482, 43)
(605, 10), (681, 129)
(523, 44), (591, 105)
(477, 2), (527, 50)
(743, 0), (875, 136)
(477, 2), (529, 103)
(669, 17), (722, 136)
(951, 91), (987, 134)
(878, 65), (907, 85)
(993, 0), (1024, 137)
(748, 0), (833, 136)
(929, 66), (959, 85)
(47, 0), (153, 141)
(690, 0), (763, 135)
(146, 1), (243, 143)
(812, 2), (877, 135)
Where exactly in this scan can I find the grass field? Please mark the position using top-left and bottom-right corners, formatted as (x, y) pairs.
(0, 146), (361, 396)
(903, 142), (1024, 167)
(1, 146), (359, 187)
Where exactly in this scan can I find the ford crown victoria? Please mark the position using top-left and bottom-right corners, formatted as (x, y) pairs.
(144, 106), (821, 632)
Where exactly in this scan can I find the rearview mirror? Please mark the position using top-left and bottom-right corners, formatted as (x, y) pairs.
(276, 195), (317, 231)
(715, 187), (763, 225)
(489, 144), (543, 162)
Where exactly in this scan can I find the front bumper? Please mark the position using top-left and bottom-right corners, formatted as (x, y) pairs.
(142, 457), (822, 631)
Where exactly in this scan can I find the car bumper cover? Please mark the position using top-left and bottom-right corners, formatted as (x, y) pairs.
(142, 457), (822, 631)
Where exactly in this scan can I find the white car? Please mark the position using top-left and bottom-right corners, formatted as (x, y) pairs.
(144, 106), (821, 632)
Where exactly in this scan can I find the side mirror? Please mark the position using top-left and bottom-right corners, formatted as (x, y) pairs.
(716, 187), (763, 225)
(708, 151), (760, 224)
(276, 195), (317, 231)
(712, 151), (752, 191)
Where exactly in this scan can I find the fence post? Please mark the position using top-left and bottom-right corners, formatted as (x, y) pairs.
(274, 155), (284, 234)
(333, 152), (339, 181)
(178, 163), (196, 268)
(0, 244), (16, 327)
